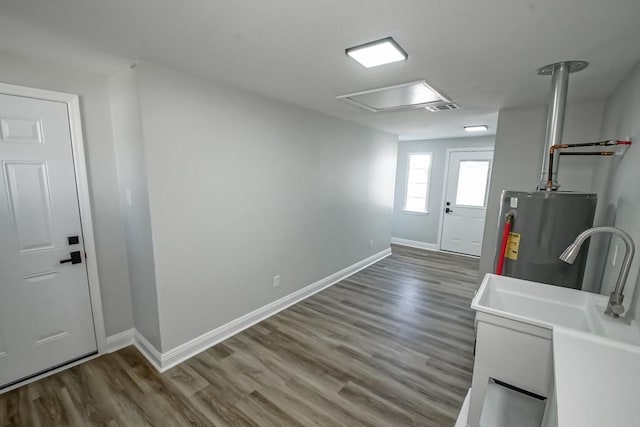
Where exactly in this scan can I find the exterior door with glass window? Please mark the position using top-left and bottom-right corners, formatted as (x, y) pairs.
(440, 149), (493, 256)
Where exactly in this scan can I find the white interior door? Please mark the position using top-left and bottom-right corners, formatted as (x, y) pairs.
(0, 93), (97, 389)
(440, 149), (493, 256)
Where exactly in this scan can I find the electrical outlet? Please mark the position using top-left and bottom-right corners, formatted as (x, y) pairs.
(273, 275), (280, 288)
(369, 240), (374, 249)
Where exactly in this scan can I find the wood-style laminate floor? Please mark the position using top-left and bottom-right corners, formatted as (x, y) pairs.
(0, 245), (479, 426)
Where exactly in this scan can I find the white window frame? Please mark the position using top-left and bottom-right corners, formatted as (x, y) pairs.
(403, 152), (432, 214)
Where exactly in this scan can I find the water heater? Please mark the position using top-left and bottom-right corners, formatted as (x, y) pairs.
(490, 61), (632, 289)
(495, 191), (597, 289)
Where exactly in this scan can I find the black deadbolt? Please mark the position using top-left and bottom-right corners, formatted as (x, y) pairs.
(60, 251), (82, 265)
(68, 235), (80, 245)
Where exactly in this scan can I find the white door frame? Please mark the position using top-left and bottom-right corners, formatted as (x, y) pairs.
(0, 82), (107, 354)
(436, 146), (494, 251)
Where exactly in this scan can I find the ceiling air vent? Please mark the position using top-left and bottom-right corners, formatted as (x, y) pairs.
(337, 80), (451, 112)
(425, 103), (461, 112)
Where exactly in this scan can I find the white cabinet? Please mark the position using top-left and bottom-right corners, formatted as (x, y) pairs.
(468, 312), (554, 427)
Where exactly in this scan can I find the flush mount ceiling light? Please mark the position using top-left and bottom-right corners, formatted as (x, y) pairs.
(464, 125), (489, 132)
(337, 80), (451, 112)
(346, 37), (408, 68)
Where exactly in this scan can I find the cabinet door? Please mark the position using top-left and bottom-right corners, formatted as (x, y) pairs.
(475, 320), (553, 397)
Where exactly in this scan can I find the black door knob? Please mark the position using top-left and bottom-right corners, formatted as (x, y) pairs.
(60, 251), (82, 265)
(445, 207), (453, 213)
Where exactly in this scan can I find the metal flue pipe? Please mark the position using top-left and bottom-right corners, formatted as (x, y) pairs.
(539, 63), (569, 190)
(536, 60), (589, 191)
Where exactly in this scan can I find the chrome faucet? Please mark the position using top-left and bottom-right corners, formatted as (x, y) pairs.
(560, 226), (636, 318)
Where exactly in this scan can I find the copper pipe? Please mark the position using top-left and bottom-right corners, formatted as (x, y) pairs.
(559, 152), (615, 156)
(545, 140), (631, 189)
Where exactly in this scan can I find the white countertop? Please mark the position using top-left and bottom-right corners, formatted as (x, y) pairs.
(553, 326), (640, 427)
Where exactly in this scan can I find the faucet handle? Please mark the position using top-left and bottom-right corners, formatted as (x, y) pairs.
(610, 303), (625, 316)
(605, 292), (626, 318)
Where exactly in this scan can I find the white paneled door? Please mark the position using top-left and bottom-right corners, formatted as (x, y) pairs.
(440, 149), (493, 256)
(0, 93), (96, 389)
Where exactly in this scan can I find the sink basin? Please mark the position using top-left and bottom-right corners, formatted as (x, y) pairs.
(472, 274), (603, 334)
(472, 274), (640, 345)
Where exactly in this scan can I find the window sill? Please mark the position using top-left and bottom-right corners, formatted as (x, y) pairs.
(402, 209), (429, 216)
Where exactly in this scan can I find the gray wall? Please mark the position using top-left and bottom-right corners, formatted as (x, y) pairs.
(478, 101), (605, 284)
(135, 62), (398, 351)
(391, 136), (495, 245)
(589, 61), (640, 319)
(108, 69), (162, 348)
(0, 51), (133, 336)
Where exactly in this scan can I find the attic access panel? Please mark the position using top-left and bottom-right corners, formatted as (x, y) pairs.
(337, 80), (451, 112)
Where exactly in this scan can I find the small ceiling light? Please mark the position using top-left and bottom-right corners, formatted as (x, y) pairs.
(464, 125), (489, 132)
(346, 37), (408, 68)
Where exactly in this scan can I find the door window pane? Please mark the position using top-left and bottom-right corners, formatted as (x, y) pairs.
(455, 160), (490, 207)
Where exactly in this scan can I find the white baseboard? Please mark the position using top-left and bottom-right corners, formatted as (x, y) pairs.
(133, 330), (164, 371)
(106, 328), (134, 353)
(2, 249), (391, 388)
(150, 248), (391, 372)
(391, 237), (440, 251)
(106, 328), (163, 372)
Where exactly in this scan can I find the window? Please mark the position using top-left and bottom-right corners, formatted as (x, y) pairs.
(404, 153), (432, 213)
(455, 160), (491, 207)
